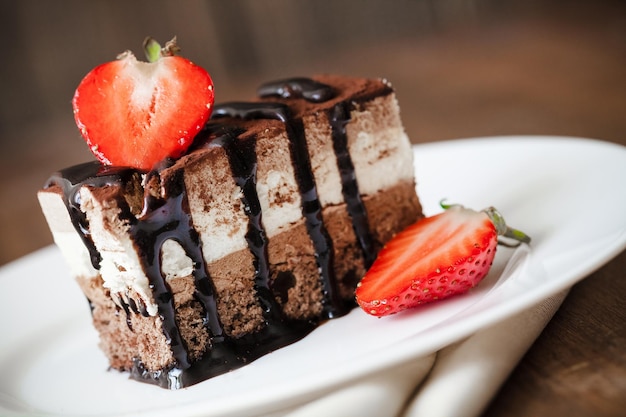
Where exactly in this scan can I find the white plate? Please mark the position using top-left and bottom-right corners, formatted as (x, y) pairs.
(1, 136), (625, 417)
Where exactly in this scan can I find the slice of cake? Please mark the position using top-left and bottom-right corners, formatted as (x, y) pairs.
(38, 73), (422, 388)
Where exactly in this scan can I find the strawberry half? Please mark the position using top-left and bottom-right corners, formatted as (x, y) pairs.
(72, 37), (214, 170)
(355, 203), (530, 317)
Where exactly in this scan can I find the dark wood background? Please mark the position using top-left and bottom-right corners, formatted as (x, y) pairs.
(1, 1), (625, 416)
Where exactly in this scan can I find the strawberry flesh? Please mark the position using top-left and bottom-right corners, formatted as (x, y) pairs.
(356, 206), (498, 316)
(73, 51), (214, 170)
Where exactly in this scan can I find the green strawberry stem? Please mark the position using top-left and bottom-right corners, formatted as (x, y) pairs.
(440, 200), (531, 247)
(143, 37), (162, 62)
(143, 37), (181, 62)
(483, 206), (531, 246)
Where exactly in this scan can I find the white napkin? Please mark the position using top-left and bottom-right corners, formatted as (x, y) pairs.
(270, 290), (568, 417)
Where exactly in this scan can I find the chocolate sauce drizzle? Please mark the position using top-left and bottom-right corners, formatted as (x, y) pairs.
(200, 124), (283, 323)
(329, 101), (377, 269)
(257, 77), (336, 103)
(128, 167), (225, 371)
(45, 77), (378, 388)
(257, 78), (376, 271)
(45, 162), (138, 268)
(212, 100), (346, 318)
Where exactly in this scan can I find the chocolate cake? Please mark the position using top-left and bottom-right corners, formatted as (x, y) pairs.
(38, 75), (422, 388)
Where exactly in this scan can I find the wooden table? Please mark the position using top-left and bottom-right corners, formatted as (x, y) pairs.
(1, 2), (625, 416)
(484, 250), (626, 416)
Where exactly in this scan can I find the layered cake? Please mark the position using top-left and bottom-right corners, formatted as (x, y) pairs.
(38, 74), (422, 388)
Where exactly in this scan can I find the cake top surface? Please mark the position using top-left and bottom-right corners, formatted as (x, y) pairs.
(152, 75), (395, 188)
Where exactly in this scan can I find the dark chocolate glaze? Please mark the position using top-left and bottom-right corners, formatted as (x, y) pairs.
(127, 160), (311, 388)
(46, 160), (226, 379)
(45, 77), (379, 388)
(213, 101), (291, 123)
(200, 124), (283, 322)
(118, 298), (133, 330)
(127, 167), (224, 372)
(257, 77), (376, 285)
(134, 123), (316, 388)
(328, 101), (377, 269)
(212, 99), (346, 318)
(44, 162), (139, 268)
(257, 77), (336, 103)
(285, 115), (346, 318)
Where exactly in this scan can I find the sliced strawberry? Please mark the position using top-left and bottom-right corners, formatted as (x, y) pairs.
(72, 37), (214, 170)
(355, 203), (530, 317)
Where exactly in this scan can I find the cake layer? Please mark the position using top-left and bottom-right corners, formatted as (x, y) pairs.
(75, 183), (420, 377)
(38, 75), (422, 388)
